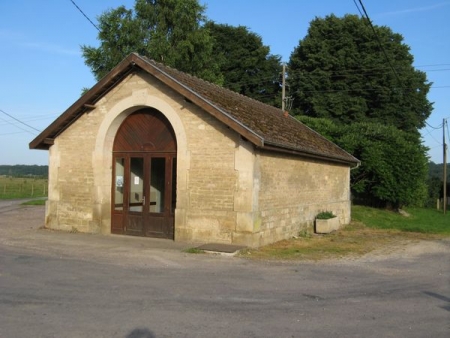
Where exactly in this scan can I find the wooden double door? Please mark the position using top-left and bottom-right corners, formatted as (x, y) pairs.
(111, 109), (177, 239)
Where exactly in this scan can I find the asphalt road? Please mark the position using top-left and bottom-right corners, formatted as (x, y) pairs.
(0, 204), (449, 338)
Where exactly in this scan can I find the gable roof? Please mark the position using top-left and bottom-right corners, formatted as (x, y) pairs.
(30, 53), (359, 165)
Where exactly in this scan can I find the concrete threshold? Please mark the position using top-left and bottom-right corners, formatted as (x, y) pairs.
(196, 243), (246, 256)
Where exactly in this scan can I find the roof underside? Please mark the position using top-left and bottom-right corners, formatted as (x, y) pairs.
(30, 53), (359, 165)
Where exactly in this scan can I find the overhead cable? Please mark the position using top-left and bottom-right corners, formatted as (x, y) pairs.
(68, 0), (100, 31)
(0, 109), (41, 133)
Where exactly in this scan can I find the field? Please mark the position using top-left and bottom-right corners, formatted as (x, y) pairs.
(0, 176), (48, 199)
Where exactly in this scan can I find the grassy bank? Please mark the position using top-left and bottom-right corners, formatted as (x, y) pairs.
(239, 206), (449, 261)
(352, 205), (450, 235)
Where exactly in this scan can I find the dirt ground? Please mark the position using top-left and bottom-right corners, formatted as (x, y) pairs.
(1, 202), (448, 263)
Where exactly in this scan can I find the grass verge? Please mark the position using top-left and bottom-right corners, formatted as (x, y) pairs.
(21, 199), (47, 206)
(239, 206), (449, 261)
(352, 205), (450, 235)
(183, 247), (205, 254)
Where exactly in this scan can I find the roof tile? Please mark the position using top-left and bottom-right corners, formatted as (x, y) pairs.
(142, 56), (358, 164)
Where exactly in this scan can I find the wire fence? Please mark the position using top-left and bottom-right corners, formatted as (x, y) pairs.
(0, 177), (48, 199)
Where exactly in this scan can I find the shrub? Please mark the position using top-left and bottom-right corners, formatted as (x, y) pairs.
(316, 211), (336, 219)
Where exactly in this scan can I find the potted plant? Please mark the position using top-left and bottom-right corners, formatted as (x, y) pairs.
(315, 211), (340, 234)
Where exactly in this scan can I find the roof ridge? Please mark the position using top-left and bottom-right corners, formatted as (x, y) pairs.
(140, 55), (285, 116)
(137, 55), (357, 164)
(31, 52), (359, 165)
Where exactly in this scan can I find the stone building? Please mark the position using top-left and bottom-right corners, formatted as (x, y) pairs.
(30, 53), (359, 247)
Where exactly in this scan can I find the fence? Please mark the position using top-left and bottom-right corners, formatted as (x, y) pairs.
(0, 177), (48, 199)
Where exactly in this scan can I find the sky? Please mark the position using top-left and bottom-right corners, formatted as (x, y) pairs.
(0, 0), (449, 165)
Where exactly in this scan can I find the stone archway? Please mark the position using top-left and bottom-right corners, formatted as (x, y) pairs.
(92, 91), (189, 237)
(111, 108), (177, 238)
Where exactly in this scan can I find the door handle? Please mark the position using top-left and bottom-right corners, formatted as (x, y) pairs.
(142, 195), (145, 206)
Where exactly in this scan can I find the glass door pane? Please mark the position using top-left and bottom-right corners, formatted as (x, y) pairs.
(149, 158), (165, 213)
(129, 157), (144, 212)
(171, 157), (177, 213)
(114, 157), (125, 211)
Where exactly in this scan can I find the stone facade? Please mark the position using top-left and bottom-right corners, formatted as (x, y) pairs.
(43, 69), (352, 248)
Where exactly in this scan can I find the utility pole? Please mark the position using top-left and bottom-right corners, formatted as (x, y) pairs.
(443, 118), (447, 214)
(282, 63), (286, 111)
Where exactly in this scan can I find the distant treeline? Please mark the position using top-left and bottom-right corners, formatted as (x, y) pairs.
(0, 162), (446, 182)
(0, 165), (48, 178)
(429, 162), (450, 181)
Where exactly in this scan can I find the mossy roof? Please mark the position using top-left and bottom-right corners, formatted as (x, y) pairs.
(30, 53), (359, 166)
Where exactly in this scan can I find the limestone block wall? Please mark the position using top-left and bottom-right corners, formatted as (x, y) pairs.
(46, 111), (101, 233)
(45, 69), (352, 248)
(46, 70), (244, 243)
(251, 152), (351, 247)
(174, 99), (241, 243)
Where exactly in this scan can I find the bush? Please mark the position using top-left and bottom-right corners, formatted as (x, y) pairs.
(316, 211), (336, 219)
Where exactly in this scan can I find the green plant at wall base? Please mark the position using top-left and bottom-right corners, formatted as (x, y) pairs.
(316, 211), (336, 220)
(183, 247), (205, 254)
(298, 229), (312, 238)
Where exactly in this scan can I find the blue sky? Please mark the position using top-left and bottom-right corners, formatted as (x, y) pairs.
(1, 0), (449, 165)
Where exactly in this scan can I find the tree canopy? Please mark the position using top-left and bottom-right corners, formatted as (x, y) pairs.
(80, 6), (436, 209)
(298, 116), (428, 208)
(288, 14), (433, 132)
(205, 22), (282, 106)
(82, 0), (222, 83)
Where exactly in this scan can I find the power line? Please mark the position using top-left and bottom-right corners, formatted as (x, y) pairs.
(296, 67), (450, 79)
(416, 63), (450, 68)
(352, 0), (365, 18)
(68, 0), (100, 31)
(230, 66), (449, 100)
(291, 84), (449, 95)
(423, 125), (443, 145)
(446, 121), (450, 150)
(426, 121), (443, 130)
(0, 131), (32, 137)
(0, 109), (41, 133)
(355, 0), (403, 86)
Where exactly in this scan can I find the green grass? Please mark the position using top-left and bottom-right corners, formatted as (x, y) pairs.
(241, 206), (450, 261)
(0, 176), (48, 199)
(352, 205), (450, 235)
(183, 247), (205, 254)
(21, 199), (47, 206)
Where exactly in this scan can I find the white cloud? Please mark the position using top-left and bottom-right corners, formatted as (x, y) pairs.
(18, 41), (80, 56)
(0, 29), (80, 56)
(378, 2), (450, 17)
(0, 29), (22, 40)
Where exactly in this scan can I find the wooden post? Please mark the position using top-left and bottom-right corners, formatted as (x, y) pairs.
(282, 63), (286, 111)
(443, 118), (447, 214)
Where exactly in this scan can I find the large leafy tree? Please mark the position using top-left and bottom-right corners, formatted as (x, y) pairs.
(82, 0), (222, 83)
(289, 14), (433, 132)
(205, 22), (282, 106)
(298, 116), (428, 209)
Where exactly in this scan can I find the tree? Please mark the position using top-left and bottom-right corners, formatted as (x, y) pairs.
(205, 22), (282, 106)
(298, 116), (428, 209)
(289, 14), (433, 132)
(82, 0), (222, 83)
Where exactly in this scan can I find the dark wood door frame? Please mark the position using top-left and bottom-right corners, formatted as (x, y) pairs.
(111, 109), (177, 239)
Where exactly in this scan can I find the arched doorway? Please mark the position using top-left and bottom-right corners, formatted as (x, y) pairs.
(111, 108), (177, 239)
